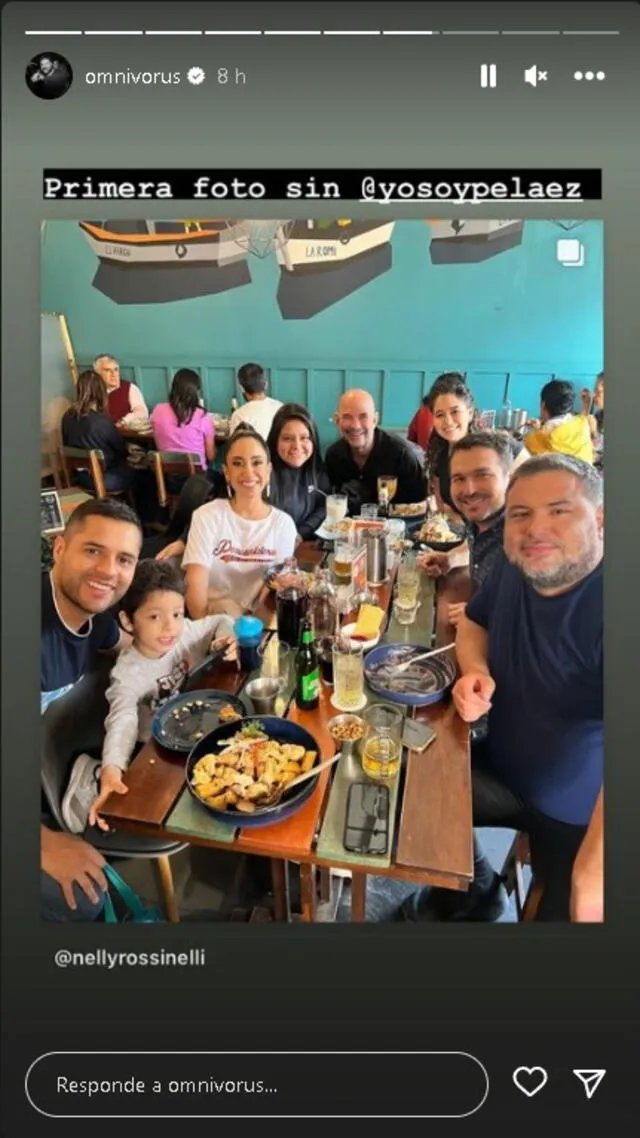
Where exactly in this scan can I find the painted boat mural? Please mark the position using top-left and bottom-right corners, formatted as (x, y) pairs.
(78, 220), (252, 304)
(426, 219), (524, 263)
(79, 220), (250, 266)
(275, 219), (396, 319)
(78, 218), (527, 311)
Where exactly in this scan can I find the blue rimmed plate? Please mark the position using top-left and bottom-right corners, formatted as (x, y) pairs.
(151, 689), (246, 755)
(364, 643), (456, 707)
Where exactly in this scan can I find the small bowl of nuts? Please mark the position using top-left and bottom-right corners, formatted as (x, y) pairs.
(327, 714), (366, 757)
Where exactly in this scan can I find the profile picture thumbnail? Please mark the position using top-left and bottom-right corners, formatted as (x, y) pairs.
(25, 53), (73, 100)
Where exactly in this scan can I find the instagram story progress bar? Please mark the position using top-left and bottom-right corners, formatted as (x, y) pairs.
(480, 64), (497, 88)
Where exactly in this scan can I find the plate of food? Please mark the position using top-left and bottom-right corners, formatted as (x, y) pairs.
(341, 602), (386, 651)
(263, 562), (314, 592)
(414, 513), (466, 552)
(390, 501), (427, 519)
(364, 644), (456, 707)
(315, 518), (353, 541)
(151, 689), (245, 754)
(186, 716), (322, 828)
(341, 624), (381, 652)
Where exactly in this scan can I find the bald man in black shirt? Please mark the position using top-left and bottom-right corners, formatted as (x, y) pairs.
(325, 389), (426, 511)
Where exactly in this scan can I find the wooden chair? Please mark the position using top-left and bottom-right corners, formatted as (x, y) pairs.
(60, 446), (137, 509)
(60, 446), (111, 499)
(502, 831), (544, 921)
(42, 433), (66, 492)
(150, 451), (203, 517)
(41, 658), (185, 922)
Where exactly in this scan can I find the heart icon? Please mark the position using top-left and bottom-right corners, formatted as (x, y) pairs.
(512, 1066), (548, 1097)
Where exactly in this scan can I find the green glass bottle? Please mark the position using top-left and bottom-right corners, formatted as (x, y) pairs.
(295, 618), (320, 710)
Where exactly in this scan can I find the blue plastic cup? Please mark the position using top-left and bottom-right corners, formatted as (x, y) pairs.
(233, 614), (264, 672)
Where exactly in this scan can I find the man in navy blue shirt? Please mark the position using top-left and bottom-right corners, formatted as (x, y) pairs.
(41, 497), (142, 920)
(403, 454), (603, 922)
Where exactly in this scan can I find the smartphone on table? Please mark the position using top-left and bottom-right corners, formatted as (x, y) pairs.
(343, 782), (390, 856)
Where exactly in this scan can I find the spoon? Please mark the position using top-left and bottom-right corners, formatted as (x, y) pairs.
(394, 642), (455, 674)
(256, 750), (343, 807)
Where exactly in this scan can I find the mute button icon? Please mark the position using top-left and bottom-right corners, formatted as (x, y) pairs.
(524, 65), (548, 87)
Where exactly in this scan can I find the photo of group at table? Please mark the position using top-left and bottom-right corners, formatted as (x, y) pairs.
(40, 356), (604, 926)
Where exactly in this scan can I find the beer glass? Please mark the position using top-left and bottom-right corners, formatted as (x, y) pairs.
(333, 542), (356, 584)
(361, 703), (404, 780)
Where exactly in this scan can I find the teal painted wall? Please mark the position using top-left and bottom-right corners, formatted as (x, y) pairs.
(41, 219), (603, 449)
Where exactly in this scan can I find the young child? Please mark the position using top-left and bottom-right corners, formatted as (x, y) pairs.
(61, 560), (236, 834)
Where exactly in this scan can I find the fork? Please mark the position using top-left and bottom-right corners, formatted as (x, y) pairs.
(394, 642), (455, 673)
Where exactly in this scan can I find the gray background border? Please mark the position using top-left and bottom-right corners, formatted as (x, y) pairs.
(2, 2), (640, 1134)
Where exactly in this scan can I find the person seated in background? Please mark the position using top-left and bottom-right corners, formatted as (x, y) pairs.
(41, 498), (143, 920)
(580, 371), (604, 469)
(62, 369), (158, 524)
(419, 431), (516, 626)
(228, 362), (283, 440)
(401, 454), (603, 923)
(93, 354), (148, 423)
(325, 389), (426, 513)
(267, 403), (331, 541)
(524, 379), (594, 463)
(61, 369), (135, 497)
(407, 394), (435, 453)
(150, 368), (216, 486)
(182, 428), (297, 618)
(61, 560), (236, 835)
(426, 372), (527, 516)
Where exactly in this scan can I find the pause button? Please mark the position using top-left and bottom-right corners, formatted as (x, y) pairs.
(480, 64), (497, 88)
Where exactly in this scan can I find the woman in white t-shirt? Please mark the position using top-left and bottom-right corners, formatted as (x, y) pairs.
(182, 428), (297, 617)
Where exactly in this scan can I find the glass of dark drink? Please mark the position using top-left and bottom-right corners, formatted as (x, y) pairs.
(318, 636), (335, 685)
(276, 585), (309, 648)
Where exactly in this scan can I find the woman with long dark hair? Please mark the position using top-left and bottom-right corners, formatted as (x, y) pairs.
(150, 368), (215, 470)
(266, 403), (331, 540)
(182, 428), (297, 617)
(61, 369), (133, 494)
(426, 372), (527, 514)
(425, 373), (482, 513)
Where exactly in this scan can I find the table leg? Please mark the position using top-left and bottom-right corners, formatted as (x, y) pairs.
(319, 867), (332, 904)
(155, 854), (180, 924)
(270, 858), (290, 922)
(299, 863), (317, 922)
(351, 871), (367, 921)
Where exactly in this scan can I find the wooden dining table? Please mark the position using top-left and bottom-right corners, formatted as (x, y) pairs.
(102, 541), (474, 922)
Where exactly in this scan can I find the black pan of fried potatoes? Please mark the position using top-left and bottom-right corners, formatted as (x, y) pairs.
(185, 716), (323, 829)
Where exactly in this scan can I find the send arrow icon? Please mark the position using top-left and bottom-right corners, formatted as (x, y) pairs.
(573, 1069), (606, 1099)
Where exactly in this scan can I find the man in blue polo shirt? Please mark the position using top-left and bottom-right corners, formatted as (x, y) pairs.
(419, 430), (516, 624)
(402, 453), (603, 922)
(41, 497), (142, 920)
